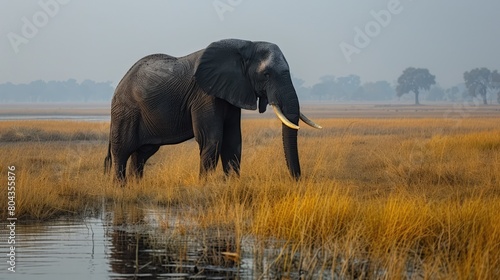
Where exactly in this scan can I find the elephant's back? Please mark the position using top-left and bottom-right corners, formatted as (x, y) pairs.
(128, 54), (178, 84)
(128, 53), (177, 73)
(114, 54), (181, 101)
(114, 54), (173, 91)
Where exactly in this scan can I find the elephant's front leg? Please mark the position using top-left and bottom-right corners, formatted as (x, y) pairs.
(192, 101), (225, 177)
(195, 125), (223, 176)
(221, 106), (242, 176)
(198, 139), (222, 176)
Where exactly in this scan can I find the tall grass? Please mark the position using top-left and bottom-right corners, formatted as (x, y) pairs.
(1, 118), (499, 278)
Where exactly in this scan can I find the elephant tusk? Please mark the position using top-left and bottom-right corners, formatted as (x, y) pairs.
(272, 105), (300, 130)
(300, 112), (323, 129)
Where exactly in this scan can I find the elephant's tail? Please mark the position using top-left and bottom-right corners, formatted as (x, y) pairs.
(104, 139), (112, 175)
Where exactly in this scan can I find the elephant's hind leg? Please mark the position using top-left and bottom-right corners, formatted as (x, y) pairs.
(114, 154), (128, 184)
(111, 143), (133, 184)
(129, 145), (160, 178)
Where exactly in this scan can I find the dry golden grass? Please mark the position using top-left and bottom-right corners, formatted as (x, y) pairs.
(1, 117), (499, 278)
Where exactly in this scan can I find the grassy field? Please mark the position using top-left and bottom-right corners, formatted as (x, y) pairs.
(1, 111), (500, 278)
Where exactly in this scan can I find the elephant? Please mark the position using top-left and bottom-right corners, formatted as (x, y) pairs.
(104, 38), (321, 183)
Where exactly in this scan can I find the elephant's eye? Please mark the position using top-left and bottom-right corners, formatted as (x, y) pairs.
(264, 73), (270, 79)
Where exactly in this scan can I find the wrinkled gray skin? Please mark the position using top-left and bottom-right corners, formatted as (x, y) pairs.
(104, 39), (302, 182)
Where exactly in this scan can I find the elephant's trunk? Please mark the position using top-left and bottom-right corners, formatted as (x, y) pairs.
(282, 123), (301, 179)
(271, 81), (301, 180)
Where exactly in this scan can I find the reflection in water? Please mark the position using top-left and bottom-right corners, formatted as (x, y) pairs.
(0, 202), (332, 279)
(107, 202), (150, 278)
(104, 202), (243, 279)
(0, 213), (109, 280)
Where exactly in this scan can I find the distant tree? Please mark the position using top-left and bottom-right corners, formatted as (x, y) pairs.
(311, 76), (337, 100)
(425, 85), (445, 102)
(464, 68), (489, 104)
(362, 80), (395, 101)
(337, 75), (362, 100)
(396, 67), (436, 105)
(29, 80), (46, 102)
(490, 70), (500, 104)
(61, 79), (80, 101)
(463, 68), (500, 105)
(445, 86), (460, 102)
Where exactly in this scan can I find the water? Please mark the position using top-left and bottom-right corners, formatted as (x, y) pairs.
(3, 218), (110, 279)
(1, 203), (298, 280)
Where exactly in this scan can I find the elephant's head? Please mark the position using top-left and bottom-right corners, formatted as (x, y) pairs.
(194, 39), (321, 179)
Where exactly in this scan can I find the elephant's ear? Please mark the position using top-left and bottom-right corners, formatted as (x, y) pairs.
(194, 39), (257, 110)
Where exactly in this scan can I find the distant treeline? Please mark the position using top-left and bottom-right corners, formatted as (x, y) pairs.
(1, 69), (498, 104)
(293, 75), (469, 103)
(294, 66), (500, 105)
(0, 79), (114, 103)
(293, 75), (396, 101)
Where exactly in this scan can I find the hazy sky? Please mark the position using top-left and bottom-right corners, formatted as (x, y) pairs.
(1, 0), (499, 88)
